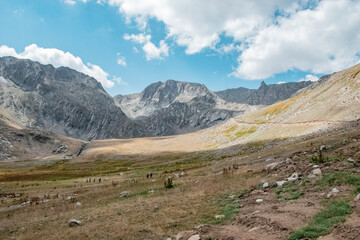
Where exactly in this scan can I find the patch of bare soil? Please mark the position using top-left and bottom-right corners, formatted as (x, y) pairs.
(177, 147), (360, 240)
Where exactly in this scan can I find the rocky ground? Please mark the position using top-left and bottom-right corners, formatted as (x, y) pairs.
(1, 120), (360, 239)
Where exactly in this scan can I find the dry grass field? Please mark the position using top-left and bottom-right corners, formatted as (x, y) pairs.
(1, 120), (360, 239)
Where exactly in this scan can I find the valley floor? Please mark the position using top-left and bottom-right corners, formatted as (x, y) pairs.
(1, 121), (360, 240)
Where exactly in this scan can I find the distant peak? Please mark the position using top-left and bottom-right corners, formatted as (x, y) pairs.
(259, 81), (267, 88)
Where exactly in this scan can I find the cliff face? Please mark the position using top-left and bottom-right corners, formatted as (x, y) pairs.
(0, 57), (147, 140)
(115, 80), (252, 136)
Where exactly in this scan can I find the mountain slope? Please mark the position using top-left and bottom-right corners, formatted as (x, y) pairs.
(215, 81), (312, 105)
(115, 80), (256, 135)
(0, 57), (147, 140)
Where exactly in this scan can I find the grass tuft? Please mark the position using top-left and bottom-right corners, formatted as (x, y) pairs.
(288, 201), (351, 240)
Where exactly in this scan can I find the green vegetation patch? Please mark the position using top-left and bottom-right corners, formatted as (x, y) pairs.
(275, 181), (304, 200)
(288, 201), (351, 240)
(316, 171), (360, 194)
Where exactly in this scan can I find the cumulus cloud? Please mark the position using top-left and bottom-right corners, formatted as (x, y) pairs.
(0, 44), (116, 88)
(64, 0), (76, 5)
(299, 74), (319, 82)
(123, 33), (168, 60)
(233, 0), (360, 80)
(103, 0), (360, 79)
(116, 53), (126, 66)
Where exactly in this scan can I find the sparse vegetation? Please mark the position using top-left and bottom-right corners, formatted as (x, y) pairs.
(275, 181), (304, 200)
(316, 171), (360, 194)
(164, 177), (173, 189)
(288, 201), (351, 240)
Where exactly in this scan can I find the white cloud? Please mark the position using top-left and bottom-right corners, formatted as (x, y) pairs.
(123, 33), (151, 44)
(277, 81), (286, 84)
(132, 46), (139, 53)
(64, 0), (76, 5)
(123, 33), (168, 60)
(299, 74), (319, 82)
(233, 0), (360, 80)
(116, 53), (127, 66)
(103, 0), (360, 79)
(0, 44), (116, 88)
(142, 40), (168, 60)
(113, 76), (127, 85)
(108, 0), (294, 54)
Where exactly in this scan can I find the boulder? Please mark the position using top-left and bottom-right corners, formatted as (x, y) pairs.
(354, 194), (360, 201)
(214, 214), (225, 219)
(287, 172), (299, 181)
(266, 161), (284, 171)
(69, 219), (81, 227)
(276, 181), (286, 186)
(120, 191), (130, 198)
(188, 234), (200, 240)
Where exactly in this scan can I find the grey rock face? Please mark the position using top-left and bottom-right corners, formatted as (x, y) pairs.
(115, 80), (251, 136)
(215, 81), (312, 105)
(0, 57), (147, 140)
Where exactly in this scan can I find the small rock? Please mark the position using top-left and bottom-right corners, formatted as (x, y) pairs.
(120, 191), (130, 198)
(154, 205), (160, 211)
(69, 219), (81, 227)
(266, 161), (284, 171)
(347, 158), (355, 163)
(262, 182), (269, 188)
(309, 168), (322, 179)
(214, 214), (225, 219)
(188, 234), (200, 240)
(327, 188), (339, 198)
(255, 198), (263, 203)
(320, 145), (327, 151)
(287, 172), (299, 181)
(313, 165), (320, 168)
(265, 158), (272, 162)
(276, 181), (286, 186)
(354, 194), (360, 201)
(75, 202), (81, 206)
(252, 210), (261, 215)
(148, 190), (155, 193)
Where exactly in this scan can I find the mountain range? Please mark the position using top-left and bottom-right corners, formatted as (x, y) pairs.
(0, 56), (313, 141)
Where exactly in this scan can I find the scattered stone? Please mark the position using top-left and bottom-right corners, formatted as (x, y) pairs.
(68, 219), (81, 227)
(148, 190), (155, 193)
(327, 188), (339, 198)
(75, 202), (81, 206)
(313, 165), (320, 168)
(255, 198), (263, 203)
(181, 172), (185, 176)
(215, 214), (225, 219)
(262, 182), (269, 188)
(287, 172), (299, 181)
(175, 230), (197, 240)
(252, 210), (261, 215)
(347, 158), (355, 163)
(248, 227), (259, 232)
(265, 158), (272, 162)
(188, 234), (200, 240)
(154, 205), (160, 211)
(266, 161), (284, 171)
(354, 194), (360, 201)
(119, 172), (124, 176)
(320, 145), (327, 151)
(276, 181), (286, 186)
(120, 191), (130, 198)
(309, 168), (322, 179)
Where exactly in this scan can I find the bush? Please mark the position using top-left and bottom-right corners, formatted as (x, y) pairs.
(164, 177), (173, 189)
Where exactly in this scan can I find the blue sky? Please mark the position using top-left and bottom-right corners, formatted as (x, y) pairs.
(0, 0), (359, 95)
